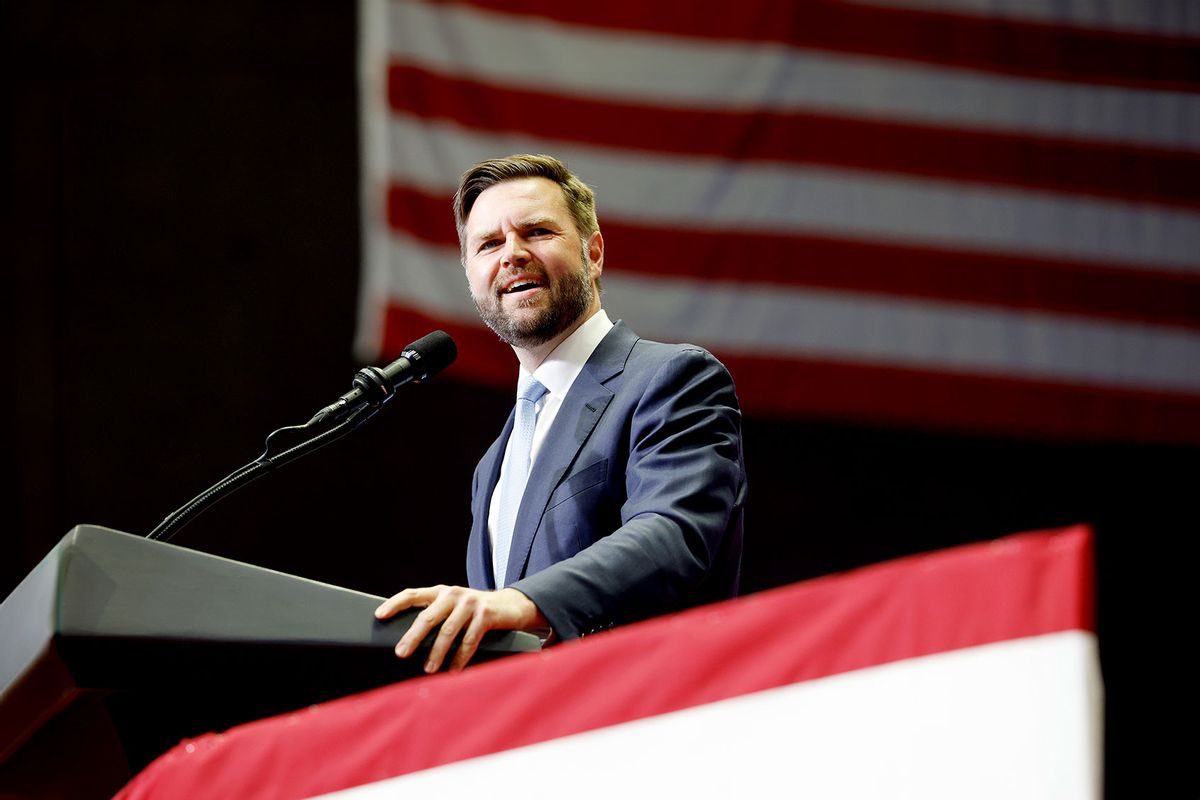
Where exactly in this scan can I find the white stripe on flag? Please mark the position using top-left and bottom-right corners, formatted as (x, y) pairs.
(313, 631), (1102, 800)
(386, 232), (1200, 393)
(356, 0), (395, 359)
(846, 0), (1200, 38)
(388, 1), (1200, 150)
(387, 114), (1200, 273)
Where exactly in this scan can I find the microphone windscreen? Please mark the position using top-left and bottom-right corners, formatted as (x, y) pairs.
(401, 330), (457, 382)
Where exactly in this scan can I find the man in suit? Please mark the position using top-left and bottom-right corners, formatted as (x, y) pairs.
(376, 155), (746, 672)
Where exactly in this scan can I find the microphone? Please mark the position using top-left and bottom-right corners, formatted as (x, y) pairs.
(308, 330), (457, 425)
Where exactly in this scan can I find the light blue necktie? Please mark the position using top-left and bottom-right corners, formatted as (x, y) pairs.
(493, 375), (548, 587)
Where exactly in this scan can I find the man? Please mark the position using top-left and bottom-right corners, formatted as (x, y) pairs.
(375, 155), (746, 672)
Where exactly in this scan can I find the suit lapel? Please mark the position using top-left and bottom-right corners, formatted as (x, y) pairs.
(504, 322), (639, 583)
(467, 411), (514, 589)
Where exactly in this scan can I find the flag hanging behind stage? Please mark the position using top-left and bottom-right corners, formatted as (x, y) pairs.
(358, 0), (1200, 443)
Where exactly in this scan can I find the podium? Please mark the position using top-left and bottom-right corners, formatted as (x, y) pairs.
(0, 525), (540, 799)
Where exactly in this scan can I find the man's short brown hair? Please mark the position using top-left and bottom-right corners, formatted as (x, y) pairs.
(453, 154), (599, 255)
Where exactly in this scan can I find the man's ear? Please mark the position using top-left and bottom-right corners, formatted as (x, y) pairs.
(587, 230), (604, 282)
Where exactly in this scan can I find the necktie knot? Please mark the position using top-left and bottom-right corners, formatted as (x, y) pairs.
(518, 375), (548, 406)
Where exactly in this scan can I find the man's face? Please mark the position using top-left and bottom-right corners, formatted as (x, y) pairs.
(463, 177), (602, 351)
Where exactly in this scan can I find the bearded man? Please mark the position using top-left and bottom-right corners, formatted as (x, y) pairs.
(376, 155), (746, 672)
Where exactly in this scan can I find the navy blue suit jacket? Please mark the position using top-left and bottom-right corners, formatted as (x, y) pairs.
(466, 321), (746, 640)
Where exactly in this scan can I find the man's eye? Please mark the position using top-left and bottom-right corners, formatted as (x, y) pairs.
(478, 240), (500, 251)
(530, 228), (551, 236)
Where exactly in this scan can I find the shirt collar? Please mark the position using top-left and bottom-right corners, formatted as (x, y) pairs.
(520, 309), (614, 400)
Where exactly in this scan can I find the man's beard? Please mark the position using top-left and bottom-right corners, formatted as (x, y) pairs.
(473, 247), (594, 350)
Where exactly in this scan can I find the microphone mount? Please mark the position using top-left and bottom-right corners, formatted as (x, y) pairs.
(310, 364), (396, 425)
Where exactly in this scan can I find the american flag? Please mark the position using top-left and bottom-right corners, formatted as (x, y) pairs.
(114, 526), (1099, 799)
(357, 0), (1200, 444)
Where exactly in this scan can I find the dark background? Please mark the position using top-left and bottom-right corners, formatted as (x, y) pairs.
(4, 3), (1191, 794)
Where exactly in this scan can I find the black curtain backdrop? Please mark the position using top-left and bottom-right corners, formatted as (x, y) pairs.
(4, 3), (1190, 795)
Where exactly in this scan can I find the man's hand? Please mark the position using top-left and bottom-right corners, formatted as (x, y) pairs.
(375, 585), (548, 673)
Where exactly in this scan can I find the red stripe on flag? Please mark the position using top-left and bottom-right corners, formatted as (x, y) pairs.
(380, 303), (1200, 444)
(388, 63), (1200, 209)
(116, 525), (1094, 799)
(387, 185), (1200, 331)
(387, 184), (458, 247)
(720, 352), (1200, 444)
(443, 0), (1200, 90)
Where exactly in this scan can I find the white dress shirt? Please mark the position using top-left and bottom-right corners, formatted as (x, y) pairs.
(487, 309), (615, 561)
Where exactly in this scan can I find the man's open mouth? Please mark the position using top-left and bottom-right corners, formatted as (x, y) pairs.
(502, 279), (544, 296)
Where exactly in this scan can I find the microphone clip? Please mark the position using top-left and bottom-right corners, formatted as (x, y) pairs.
(307, 366), (393, 428)
(351, 365), (394, 406)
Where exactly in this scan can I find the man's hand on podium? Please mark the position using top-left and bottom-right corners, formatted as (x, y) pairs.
(375, 586), (549, 673)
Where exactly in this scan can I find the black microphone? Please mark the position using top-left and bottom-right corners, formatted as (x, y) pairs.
(308, 330), (457, 425)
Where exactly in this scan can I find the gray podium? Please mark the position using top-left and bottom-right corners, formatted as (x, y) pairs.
(0, 525), (540, 799)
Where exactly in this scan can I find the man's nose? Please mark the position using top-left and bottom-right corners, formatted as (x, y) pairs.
(501, 234), (530, 266)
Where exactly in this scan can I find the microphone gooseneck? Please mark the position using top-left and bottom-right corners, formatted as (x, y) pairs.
(146, 331), (457, 543)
